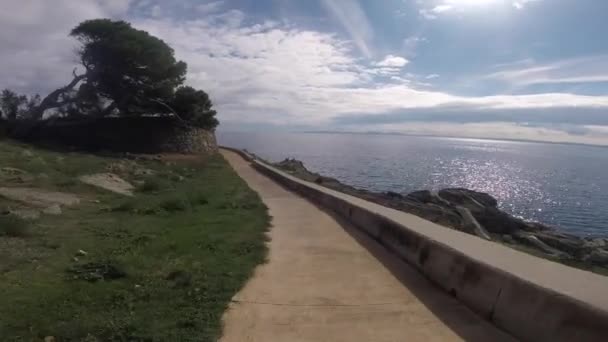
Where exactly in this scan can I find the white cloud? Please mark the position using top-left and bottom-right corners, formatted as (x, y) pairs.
(196, 1), (225, 14)
(150, 4), (161, 17)
(420, 0), (542, 19)
(375, 55), (409, 68)
(513, 0), (541, 10)
(485, 55), (608, 87)
(320, 0), (374, 58)
(426, 74), (440, 79)
(419, 9), (438, 20)
(432, 5), (453, 13)
(0, 0), (131, 94)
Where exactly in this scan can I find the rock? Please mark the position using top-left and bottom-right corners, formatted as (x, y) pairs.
(438, 188), (498, 208)
(584, 249), (608, 266)
(9, 209), (40, 220)
(133, 168), (155, 177)
(584, 238), (608, 249)
(454, 206), (492, 240)
(0, 167), (26, 175)
(44, 336), (56, 342)
(513, 232), (572, 260)
(502, 234), (516, 244)
(406, 190), (434, 203)
(533, 231), (585, 256)
(79, 173), (134, 196)
(385, 191), (404, 200)
(43, 204), (62, 215)
(276, 158), (307, 173)
(67, 262), (126, 282)
(0, 187), (80, 207)
(166, 270), (192, 288)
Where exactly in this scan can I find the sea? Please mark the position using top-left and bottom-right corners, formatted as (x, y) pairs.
(219, 131), (608, 237)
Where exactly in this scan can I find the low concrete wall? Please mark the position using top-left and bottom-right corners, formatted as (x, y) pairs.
(236, 152), (608, 342)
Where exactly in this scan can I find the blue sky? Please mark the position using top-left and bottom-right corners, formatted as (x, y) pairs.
(2, 0), (608, 144)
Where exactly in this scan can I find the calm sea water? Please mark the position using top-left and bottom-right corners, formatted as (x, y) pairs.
(219, 132), (608, 237)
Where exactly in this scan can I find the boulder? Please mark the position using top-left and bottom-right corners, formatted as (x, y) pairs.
(0, 187), (80, 207)
(79, 173), (134, 196)
(584, 249), (608, 266)
(438, 188), (498, 208)
(43, 204), (62, 215)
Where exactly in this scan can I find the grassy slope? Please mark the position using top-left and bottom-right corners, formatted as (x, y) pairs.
(0, 140), (269, 341)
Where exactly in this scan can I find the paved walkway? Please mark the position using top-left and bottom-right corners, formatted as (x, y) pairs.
(219, 149), (515, 342)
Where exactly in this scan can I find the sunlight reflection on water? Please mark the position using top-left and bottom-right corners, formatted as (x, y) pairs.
(219, 132), (608, 236)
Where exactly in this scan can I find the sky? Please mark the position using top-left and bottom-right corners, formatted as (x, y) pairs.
(2, 0), (608, 145)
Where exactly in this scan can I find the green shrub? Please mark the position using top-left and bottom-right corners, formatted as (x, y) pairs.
(188, 192), (208, 206)
(110, 200), (136, 213)
(0, 215), (29, 237)
(137, 176), (171, 193)
(159, 198), (189, 212)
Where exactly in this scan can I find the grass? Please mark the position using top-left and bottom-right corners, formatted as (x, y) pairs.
(0, 139), (269, 341)
(0, 215), (29, 237)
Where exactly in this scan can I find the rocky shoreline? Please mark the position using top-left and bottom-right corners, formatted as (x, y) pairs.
(271, 157), (608, 273)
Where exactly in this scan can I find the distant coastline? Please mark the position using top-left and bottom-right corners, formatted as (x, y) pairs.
(298, 130), (608, 149)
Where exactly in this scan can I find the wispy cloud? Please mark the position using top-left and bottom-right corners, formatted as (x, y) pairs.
(485, 56), (608, 87)
(320, 0), (374, 58)
(196, 0), (225, 14)
(403, 36), (427, 57)
(420, 0), (543, 19)
(513, 0), (541, 10)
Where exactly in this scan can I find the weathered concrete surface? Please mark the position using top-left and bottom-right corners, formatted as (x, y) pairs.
(219, 149), (514, 342)
(246, 153), (608, 342)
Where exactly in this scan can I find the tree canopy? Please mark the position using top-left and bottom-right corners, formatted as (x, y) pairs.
(0, 89), (39, 121)
(26, 19), (218, 129)
(170, 86), (219, 129)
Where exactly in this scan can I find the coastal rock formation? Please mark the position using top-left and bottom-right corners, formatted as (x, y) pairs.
(274, 158), (608, 271)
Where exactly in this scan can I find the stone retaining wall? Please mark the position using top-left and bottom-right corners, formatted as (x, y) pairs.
(4, 117), (217, 154)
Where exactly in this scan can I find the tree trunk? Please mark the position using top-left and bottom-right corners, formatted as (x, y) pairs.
(30, 72), (86, 120)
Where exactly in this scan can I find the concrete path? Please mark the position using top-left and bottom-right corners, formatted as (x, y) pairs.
(219, 149), (516, 342)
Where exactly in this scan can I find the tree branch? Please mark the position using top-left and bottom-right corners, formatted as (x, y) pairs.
(30, 69), (87, 120)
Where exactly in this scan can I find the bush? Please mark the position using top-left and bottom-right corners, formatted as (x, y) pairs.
(188, 192), (208, 206)
(110, 200), (136, 213)
(137, 177), (168, 193)
(0, 215), (29, 237)
(159, 198), (189, 212)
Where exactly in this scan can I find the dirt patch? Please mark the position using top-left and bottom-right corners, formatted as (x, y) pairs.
(79, 173), (134, 196)
(67, 262), (127, 282)
(0, 187), (80, 207)
(106, 161), (155, 177)
(160, 154), (205, 162)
